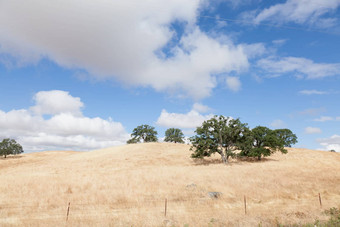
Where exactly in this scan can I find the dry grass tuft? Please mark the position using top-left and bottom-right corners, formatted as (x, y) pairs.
(0, 143), (339, 226)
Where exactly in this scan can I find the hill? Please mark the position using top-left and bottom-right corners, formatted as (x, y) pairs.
(0, 143), (339, 226)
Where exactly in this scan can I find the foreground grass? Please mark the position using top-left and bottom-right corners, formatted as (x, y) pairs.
(273, 207), (340, 227)
(0, 143), (339, 226)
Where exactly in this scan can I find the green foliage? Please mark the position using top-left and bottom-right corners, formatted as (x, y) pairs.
(324, 207), (340, 226)
(0, 138), (24, 158)
(190, 115), (298, 163)
(239, 126), (293, 160)
(126, 137), (139, 144)
(164, 128), (185, 143)
(275, 207), (340, 227)
(190, 116), (248, 164)
(273, 129), (298, 147)
(127, 124), (158, 144)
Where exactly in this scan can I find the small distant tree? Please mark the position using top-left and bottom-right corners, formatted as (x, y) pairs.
(164, 128), (185, 143)
(190, 116), (248, 164)
(127, 125), (158, 144)
(239, 126), (297, 160)
(0, 138), (24, 158)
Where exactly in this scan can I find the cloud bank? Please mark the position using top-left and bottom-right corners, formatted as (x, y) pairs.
(0, 90), (129, 152)
(0, 0), (250, 99)
(318, 134), (340, 152)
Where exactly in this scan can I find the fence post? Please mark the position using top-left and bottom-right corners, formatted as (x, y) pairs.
(319, 193), (322, 208)
(66, 202), (70, 221)
(165, 198), (167, 217)
(244, 195), (247, 215)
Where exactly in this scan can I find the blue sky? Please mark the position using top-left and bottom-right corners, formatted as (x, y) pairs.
(0, 0), (339, 152)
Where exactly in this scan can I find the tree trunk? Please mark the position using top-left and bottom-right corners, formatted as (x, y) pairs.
(221, 153), (228, 163)
(219, 131), (228, 164)
(218, 150), (228, 164)
(257, 155), (261, 161)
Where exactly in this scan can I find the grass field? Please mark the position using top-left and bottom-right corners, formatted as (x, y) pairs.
(0, 143), (339, 226)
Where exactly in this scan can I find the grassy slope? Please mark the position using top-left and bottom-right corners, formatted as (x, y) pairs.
(0, 143), (339, 226)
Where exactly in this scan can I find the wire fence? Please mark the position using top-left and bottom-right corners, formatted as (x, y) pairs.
(0, 192), (337, 222)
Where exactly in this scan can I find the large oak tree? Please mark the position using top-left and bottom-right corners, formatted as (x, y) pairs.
(190, 116), (248, 164)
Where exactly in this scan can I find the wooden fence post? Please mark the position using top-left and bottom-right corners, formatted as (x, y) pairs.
(319, 193), (322, 208)
(66, 202), (70, 221)
(244, 196), (247, 215)
(165, 198), (167, 217)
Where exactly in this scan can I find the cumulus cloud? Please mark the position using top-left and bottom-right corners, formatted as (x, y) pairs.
(0, 0), (250, 99)
(0, 90), (129, 152)
(257, 57), (340, 79)
(30, 90), (84, 116)
(318, 134), (340, 152)
(156, 109), (214, 129)
(304, 127), (322, 134)
(226, 76), (241, 92)
(252, 0), (340, 28)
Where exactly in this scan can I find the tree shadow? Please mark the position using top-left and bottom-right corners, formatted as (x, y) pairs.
(192, 156), (278, 166)
(0, 155), (23, 160)
(236, 157), (278, 162)
(233, 156), (278, 164)
(192, 158), (223, 166)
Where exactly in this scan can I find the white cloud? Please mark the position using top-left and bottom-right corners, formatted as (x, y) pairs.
(299, 108), (326, 116)
(313, 116), (334, 122)
(252, 0), (340, 28)
(257, 57), (340, 79)
(299, 90), (329, 95)
(0, 109), (43, 136)
(20, 134), (124, 152)
(241, 43), (267, 59)
(272, 39), (287, 45)
(312, 116), (340, 122)
(318, 134), (340, 152)
(226, 76), (241, 92)
(0, 90), (129, 152)
(30, 90), (84, 116)
(0, 0), (250, 99)
(304, 127), (322, 134)
(192, 103), (211, 113)
(270, 119), (285, 128)
(156, 109), (214, 129)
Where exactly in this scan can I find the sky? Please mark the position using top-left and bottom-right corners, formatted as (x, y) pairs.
(0, 0), (340, 152)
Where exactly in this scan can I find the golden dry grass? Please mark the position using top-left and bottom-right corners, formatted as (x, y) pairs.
(0, 142), (339, 226)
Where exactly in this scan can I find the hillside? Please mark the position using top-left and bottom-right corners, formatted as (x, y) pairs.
(0, 143), (339, 226)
